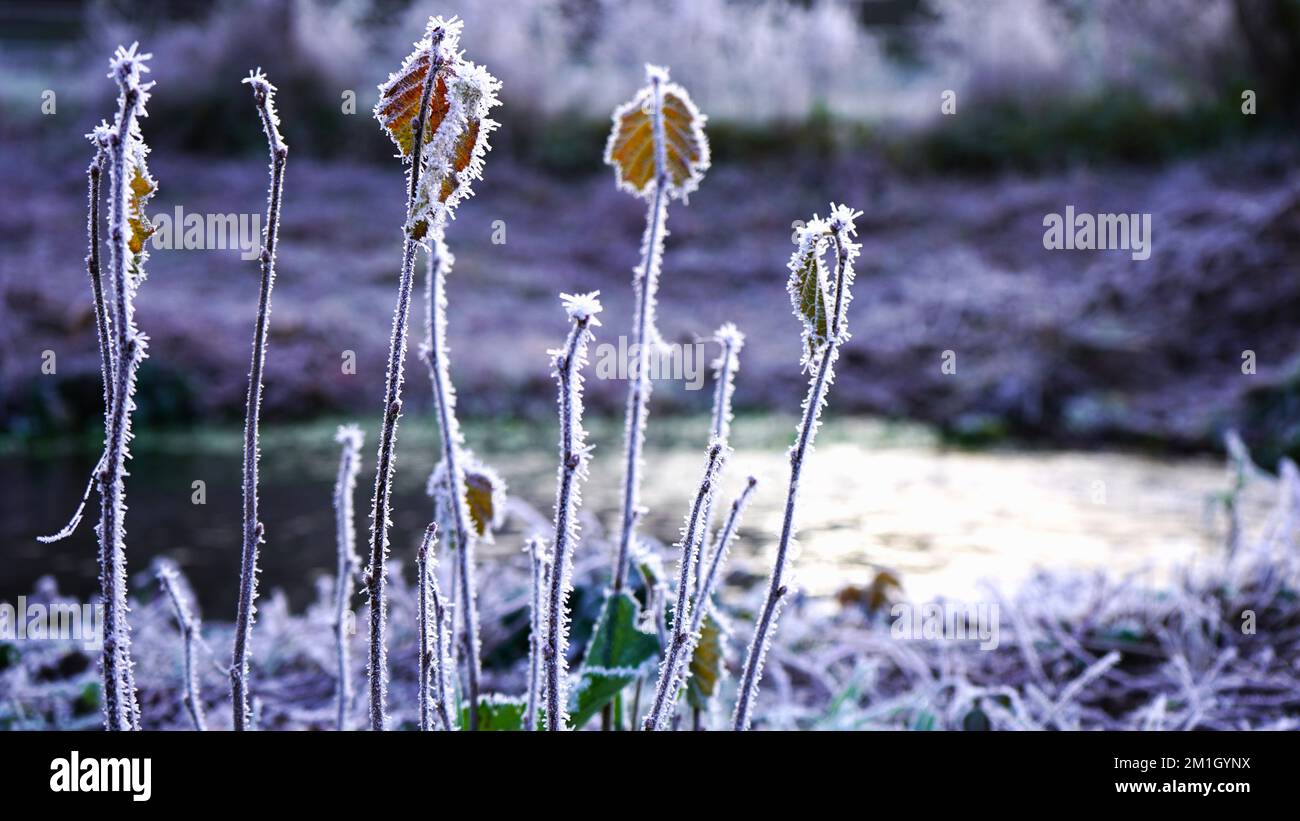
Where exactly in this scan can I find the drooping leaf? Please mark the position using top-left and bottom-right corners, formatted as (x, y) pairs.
(604, 65), (709, 200)
(427, 452), (507, 540)
(686, 609), (727, 710)
(569, 591), (660, 728)
(458, 694), (527, 731)
(463, 460), (505, 539)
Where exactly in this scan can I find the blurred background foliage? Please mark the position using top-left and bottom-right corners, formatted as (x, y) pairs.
(1, 0), (1295, 170)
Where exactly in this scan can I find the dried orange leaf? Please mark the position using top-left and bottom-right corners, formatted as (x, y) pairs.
(374, 19), (460, 159)
(604, 65), (709, 200)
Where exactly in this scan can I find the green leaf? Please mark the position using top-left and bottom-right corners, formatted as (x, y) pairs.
(459, 694), (528, 731)
(569, 591), (660, 729)
(788, 240), (829, 364)
(686, 610), (726, 710)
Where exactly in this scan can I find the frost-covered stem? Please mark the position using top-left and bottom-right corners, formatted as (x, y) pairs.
(231, 70), (288, 732)
(613, 73), (670, 593)
(614, 188), (667, 592)
(86, 152), (114, 416)
(691, 476), (757, 636)
(157, 564), (206, 730)
(331, 425), (363, 731)
(692, 327), (743, 601)
(38, 145), (117, 545)
(429, 565), (455, 731)
(525, 537), (547, 731)
(643, 441), (725, 731)
(545, 295), (601, 730)
(422, 236), (482, 730)
(416, 523), (438, 731)
(366, 31), (448, 732)
(98, 49), (152, 732)
(733, 232), (853, 731)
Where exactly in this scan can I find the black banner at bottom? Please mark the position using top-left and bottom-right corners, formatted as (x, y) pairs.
(1, 730), (1288, 809)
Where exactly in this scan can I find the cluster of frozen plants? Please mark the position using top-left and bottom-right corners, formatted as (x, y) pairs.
(9, 18), (1298, 733)
(22, 18), (867, 732)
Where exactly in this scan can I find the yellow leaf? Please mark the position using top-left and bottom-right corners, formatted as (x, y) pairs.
(126, 146), (156, 257)
(686, 610), (726, 709)
(463, 463), (503, 539)
(604, 66), (709, 199)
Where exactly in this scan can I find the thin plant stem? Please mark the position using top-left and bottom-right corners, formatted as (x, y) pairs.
(232, 69), (288, 732)
(691, 476), (758, 636)
(643, 441), (726, 731)
(733, 215), (858, 731)
(544, 293), (602, 730)
(37, 145), (114, 546)
(525, 537), (547, 731)
(332, 424), (363, 731)
(416, 523), (438, 731)
(366, 26), (449, 731)
(157, 563), (206, 730)
(421, 234), (482, 729)
(613, 181), (667, 593)
(692, 325), (744, 601)
(99, 44), (155, 732)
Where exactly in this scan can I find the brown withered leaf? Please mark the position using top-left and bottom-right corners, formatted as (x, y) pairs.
(437, 117), (480, 204)
(605, 71), (708, 199)
(376, 51), (453, 159)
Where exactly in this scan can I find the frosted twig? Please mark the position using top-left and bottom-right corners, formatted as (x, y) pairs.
(365, 20), (451, 731)
(420, 233), (483, 729)
(525, 537), (548, 731)
(643, 441), (727, 731)
(331, 424), (363, 731)
(733, 205), (861, 730)
(231, 68), (289, 732)
(544, 292), (602, 730)
(157, 562), (207, 731)
(98, 42), (156, 732)
(692, 324), (745, 601)
(691, 476), (758, 636)
(37, 135), (113, 546)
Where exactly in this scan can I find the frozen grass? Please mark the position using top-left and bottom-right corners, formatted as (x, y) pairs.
(6, 443), (1298, 730)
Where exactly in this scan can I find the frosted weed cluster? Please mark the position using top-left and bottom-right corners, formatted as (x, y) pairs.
(35, 18), (862, 733)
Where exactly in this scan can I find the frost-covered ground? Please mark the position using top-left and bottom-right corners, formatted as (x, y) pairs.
(4, 440), (1298, 731)
(4, 477), (1298, 731)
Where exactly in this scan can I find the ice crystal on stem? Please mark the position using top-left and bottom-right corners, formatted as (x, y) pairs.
(643, 441), (727, 730)
(157, 562), (207, 731)
(606, 65), (710, 594)
(733, 205), (861, 730)
(544, 292), (602, 730)
(231, 66), (289, 732)
(367, 15), (498, 729)
(331, 424), (363, 731)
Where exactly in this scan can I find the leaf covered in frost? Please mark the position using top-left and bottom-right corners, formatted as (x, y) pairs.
(604, 64), (709, 200)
